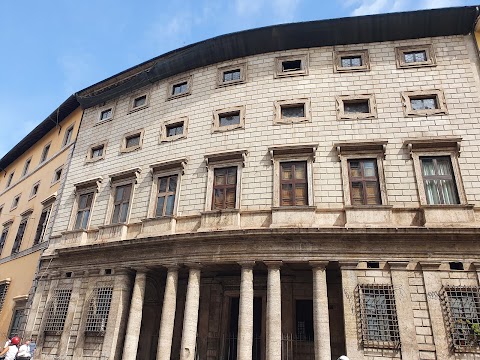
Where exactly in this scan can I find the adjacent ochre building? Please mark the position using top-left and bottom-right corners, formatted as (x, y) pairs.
(0, 96), (81, 344)
(18, 6), (480, 360)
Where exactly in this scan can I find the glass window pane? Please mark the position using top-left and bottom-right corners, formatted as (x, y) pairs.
(120, 203), (129, 223)
(115, 187), (124, 202)
(349, 161), (361, 177)
(112, 205), (120, 223)
(134, 96), (146, 108)
(281, 166), (292, 180)
(215, 172), (225, 185)
(126, 135), (140, 148)
(159, 178), (168, 193)
(294, 164), (306, 180)
(421, 159), (435, 176)
(363, 161), (376, 177)
(281, 105), (305, 118)
(223, 69), (241, 82)
(219, 113), (240, 127)
(227, 170), (237, 185)
(156, 196), (165, 217)
(75, 212), (83, 230)
(81, 210), (90, 229)
(344, 101), (369, 113)
(351, 183), (364, 205)
(436, 158), (452, 176)
(425, 179), (440, 205)
(439, 179), (459, 205)
(165, 195), (175, 215)
(123, 185), (132, 201)
(168, 176), (178, 192)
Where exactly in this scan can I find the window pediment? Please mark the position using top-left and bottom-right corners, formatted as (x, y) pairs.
(404, 137), (461, 156)
(109, 168), (141, 184)
(74, 177), (103, 193)
(334, 140), (387, 159)
(204, 150), (248, 167)
(268, 144), (318, 162)
(150, 158), (188, 174)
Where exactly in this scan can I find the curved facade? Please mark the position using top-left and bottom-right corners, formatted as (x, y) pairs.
(25, 9), (480, 360)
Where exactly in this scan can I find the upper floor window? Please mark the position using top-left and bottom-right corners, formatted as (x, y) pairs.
(5, 172), (14, 189)
(336, 94), (377, 120)
(62, 125), (74, 146)
(167, 76), (192, 100)
(357, 284), (400, 349)
(52, 166), (63, 184)
(155, 175), (178, 217)
(111, 184), (132, 224)
(213, 167), (237, 210)
(274, 99), (311, 124)
(22, 158), (31, 177)
(0, 280), (9, 313)
(396, 44), (436, 68)
(280, 161), (308, 206)
(133, 95), (147, 108)
(213, 106), (245, 132)
(274, 54), (308, 78)
(334, 50), (370, 72)
(217, 63), (247, 87)
(348, 159), (381, 205)
(11, 194), (21, 210)
(99, 108), (113, 122)
(149, 160), (185, 218)
(33, 206), (52, 245)
(161, 117), (188, 142)
(0, 225), (10, 256)
(121, 130), (144, 153)
(402, 90), (448, 117)
(86, 142), (107, 163)
(74, 192), (94, 230)
(40, 143), (51, 163)
(421, 156), (459, 205)
(12, 214), (29, 254)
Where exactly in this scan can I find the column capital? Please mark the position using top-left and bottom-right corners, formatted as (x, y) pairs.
(238, 261), (256, 269)
(184, 262), (203, 270)
(133, 266), (149, 274)
(163, 263), (180, 271)
(388, 261), (410, 270)
(264, 260), (283, 269)
(419, 261), (442, 271)
(309, 260), (329, 269)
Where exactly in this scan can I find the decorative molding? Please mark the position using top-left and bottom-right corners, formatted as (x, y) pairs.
(109, 168), (141, 184)
(150, 158), (188, 174)
(268, 144), (318, 162)
(204, 150), (248, 167)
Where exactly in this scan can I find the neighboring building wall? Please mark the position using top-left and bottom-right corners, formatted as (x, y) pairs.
(0, 107), (82, 340)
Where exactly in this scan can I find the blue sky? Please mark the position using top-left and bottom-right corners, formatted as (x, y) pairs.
(0, 0), (476, 158)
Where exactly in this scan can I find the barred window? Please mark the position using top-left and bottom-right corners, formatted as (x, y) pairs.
(44, 288), (72, 333)
(0, 282), (9, 313)
(357, 284), (400, 349)
(9, 308), (24, 338)
(442, 287), (480, 351)
(85, 287), (113, 334)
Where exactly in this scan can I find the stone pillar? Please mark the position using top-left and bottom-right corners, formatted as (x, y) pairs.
(338, 261), (363, 360)
(265, 261), (282, 360)
(156, 265), (179, 360)
(180, 264), (202, 360)
(310, 261), (331, 360)
(389, 262), (419, 360)
(237, 261), (255, 360)
(420, 262), (453, 360)
(58, 277), (83, 357)
(122, 269), (147, 360)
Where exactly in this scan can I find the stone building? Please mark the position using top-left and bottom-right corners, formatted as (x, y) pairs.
(22, 6), (480, 360)
(0, 96), (81, 342)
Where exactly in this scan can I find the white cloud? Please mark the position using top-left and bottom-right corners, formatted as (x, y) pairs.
(235, 0), (264, 16)
(272, 0), (301, 21)
(351, 0), (389, 16)
(421, 0), (463, 8)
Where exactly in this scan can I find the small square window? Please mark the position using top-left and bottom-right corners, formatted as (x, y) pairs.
(133, 95), (147, 109)
(217, 63), (246, 87)
(92, 146), (104, 158)
(219, 112), (240, 127)
(22, 159), (31, 177)
(40, 144), (51, 163)
(63, 125), (74, 146)
(274, 99), (311, 124)
(86, 142), (107, 163)
(213, 106), (245, 132)
(11, 195), (21, 210)
(30, 182), (40, 198)
(6, 172), (15, 189)
(52, 167), (63, 184)
(121, 130), (144, 153)
(274, 54), (308, 78)
(402, 90), (447, 117)
(161, 117), (188, 142)
(334, 50), (370, 72)
(336, 95), (377, 120)
(396, 45), (436, 68)
(167, 76), (192, 100)
(100, 108), (113, 122)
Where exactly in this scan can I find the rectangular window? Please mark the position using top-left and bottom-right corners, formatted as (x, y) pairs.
(217, 63), (246, 87)
(275, 54), (308, 78)
(11, 195), (20, 210)
(155, 175), (177, 217)
(341, 56), (362, 67)
(282, 59), (302, 72)
(281, 104), (305, 119)
(166, 122), (184, 137)
(223, 69), (241, 82)
(219, 111), (241, 127)
(443, 287), (480, 351)
(30, 183), (40, 197)
(100, 108), (113, 121)
(421, 156), (459, 205)
(40, 144), (50, 163)
(44, 288), (72, 333)
(133, 95), (146, 109)
(337, 95), (377, 120)
(0, 226), (9, 255)
(280, 161), (307, 206)
(125, 134), (140, 148)
(12, 215), (29, 254)
(212, 167), (237, 210)
(6, 172), (14, 188)
(22, 159), (31, 177)
(8, 308), (24, 338)
(348, 159), (381, 205)
(172, 81), (188, 95)
(85, 287), (113, 333)
(404, 50), (427, 63)
(410, 96), (438, 111)
(91, 145), (104, 158)
(396, 45), (436, 68)
(52, 167), (63, 183)
(358, 284), (400, 348)
(63, 125), (74, 146)
(111, 184), (132, 224)
(33, 206), (51, 245)
(74, 192), (94, 230)
(402, 90), (447, 117)
(0, 282), (9, 313)
(344, 100), (370, 114)
(334, 50), (370, 72)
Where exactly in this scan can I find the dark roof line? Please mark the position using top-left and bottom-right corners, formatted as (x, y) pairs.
(76, 6), (480, 109)
(0, 95), (80, 172)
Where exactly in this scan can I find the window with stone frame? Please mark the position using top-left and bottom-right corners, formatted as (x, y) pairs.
(217, 63), (247, 87)
(62, 125), (74, 146)
(348, 159), (382, 205)
(8, 308), (24, 338)
(91, 145), (104, 158)
(0, 281), (9, 313)
(121, 130), (143, 153)
(111, 184), (132, 224)
(33, 206), (52, 245)
(22, 158), (31, 177)
(280, 161), (308, 206)
(11, 214), (29, 254)
(442, 286), (480, 351)
(0, 225), (10, 256)
(40, 143), (51, 163)
(357, 284), (400, 349)
(5, 172), (14, 189)
(155, 174), (178, 217)
(129, 93), (148, 112)
(74, 192), (94, 230)
(274, 99), (311, 124)
(219, 111), (240, 127)
(336, 94), (377, 120)
(11, 194), (20, 210)
(44, 288), (72, 333)
(166, 122), (184, 137)
(401, 90), (447, 117)
(420, 156), (459, 205)
(99, 107), (113, 122)
(212, 167), (237, 210)
(213, 106), (245, 132)
(85, 286), (113, 334)
(334, 50), (370, 72)
(52, 166), (63, 184)
(167, 76), (192, 100)
(396, 44), (436, 68)
(274, 54), (309, 78)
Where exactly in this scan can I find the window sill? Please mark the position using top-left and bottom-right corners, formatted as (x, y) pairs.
(212, 124), (244, 133)
(120, 146), (142, 154)
(167, 92), (191, 101)
(217, 79), (246, 88)
(128, 105), (148, 114)
(160, 134), (186, 143)
(94, 118), (113, 126)
(85, 157), (105, 164)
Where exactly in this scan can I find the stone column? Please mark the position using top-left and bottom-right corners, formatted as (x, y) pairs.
(338, 261), (362, 360)
(237, 261), (255, 360)
(156, 265), (179, 360)
(389, 262), (419, 360)
(265, 261), (282, 360)
(180, 264), (202, 360)
(310, 261), (331, 360)
(122, 269), (147, 360)
(420, 262), (453, 360)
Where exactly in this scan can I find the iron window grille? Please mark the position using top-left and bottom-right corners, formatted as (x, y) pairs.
(280, 161), (308, 206)
(85, 287), (113, 334)
(357, 284), (400, 349)
(212, 167), (237, 210)
(0, 283), (9, 313)
(111, 184), (132, 224)
(441, 286), (480, 352)
(348, 159), (381, 205)
(156, 175), (178, 216)
(44, 288), (72, 334)
(74, 192), (94, 230)
(420, 156), (459, 205)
